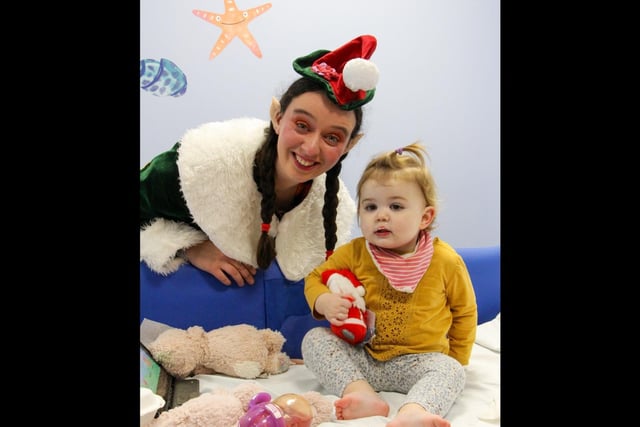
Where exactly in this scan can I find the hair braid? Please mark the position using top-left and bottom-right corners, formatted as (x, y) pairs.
(253, 126), (278, 268)
(322, 154), (346, 256)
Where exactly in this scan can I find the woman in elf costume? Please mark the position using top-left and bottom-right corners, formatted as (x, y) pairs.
(140, 35), (380, 286)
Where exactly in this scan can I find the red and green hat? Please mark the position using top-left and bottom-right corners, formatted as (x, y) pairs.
(293, 35), (379, 111)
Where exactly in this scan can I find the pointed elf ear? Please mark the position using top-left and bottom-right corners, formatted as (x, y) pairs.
(270, 97), (281, 132)
(347, 133), (364, 151)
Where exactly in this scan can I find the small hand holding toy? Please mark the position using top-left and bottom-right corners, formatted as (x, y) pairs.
(320, 269), (368, 345)
(238, 392), (315, 427)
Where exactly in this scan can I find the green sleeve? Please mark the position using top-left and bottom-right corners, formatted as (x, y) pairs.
(140, 142), (195, 227)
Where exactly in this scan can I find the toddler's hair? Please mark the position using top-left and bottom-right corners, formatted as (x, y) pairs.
(356, 142), (439, 232)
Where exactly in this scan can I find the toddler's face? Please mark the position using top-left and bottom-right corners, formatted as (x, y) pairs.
(359, 177), (433, 254)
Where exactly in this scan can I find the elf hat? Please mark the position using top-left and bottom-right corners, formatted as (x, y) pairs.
(293, 35), (379, 111)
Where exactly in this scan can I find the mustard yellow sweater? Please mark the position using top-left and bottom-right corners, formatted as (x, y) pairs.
(305, 237), (478, 365)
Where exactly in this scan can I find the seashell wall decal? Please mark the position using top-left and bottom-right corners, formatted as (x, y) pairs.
(140, 58), (188, 97)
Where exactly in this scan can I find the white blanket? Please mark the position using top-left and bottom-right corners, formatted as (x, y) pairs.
(194, 315), (501, 426)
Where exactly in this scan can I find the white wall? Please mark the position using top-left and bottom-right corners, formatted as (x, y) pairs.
(141, 0), (500, 248)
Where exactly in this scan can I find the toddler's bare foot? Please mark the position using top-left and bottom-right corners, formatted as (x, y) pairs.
(386, 405), (450, 427)
(334, 391), (390, 420)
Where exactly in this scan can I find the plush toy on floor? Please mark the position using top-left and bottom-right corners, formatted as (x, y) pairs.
(149, 383), (334, 427)
(321, 269), (369, 345)
(147, 324), (291, 379)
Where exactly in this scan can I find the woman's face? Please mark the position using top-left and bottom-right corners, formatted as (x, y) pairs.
(272, 91), (357, 188)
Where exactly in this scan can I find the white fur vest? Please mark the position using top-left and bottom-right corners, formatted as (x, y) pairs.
(140, 117), (356, 281)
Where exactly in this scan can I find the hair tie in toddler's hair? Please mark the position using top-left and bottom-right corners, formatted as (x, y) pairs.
(293, 35), (380, 111)
(325, 250), (334, 260)
(261, 223), (270, 233)
(395, 148), (404, 155)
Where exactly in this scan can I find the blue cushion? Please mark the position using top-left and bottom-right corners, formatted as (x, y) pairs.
(140, 262), (267, 330)
(263, 262), (308, 331)
(279, 314), (329, 359)
(140, 245), (500, 359)
(456, 246), (501, 324)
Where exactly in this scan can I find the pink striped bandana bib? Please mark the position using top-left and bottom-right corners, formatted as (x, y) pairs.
(367, 231), (434, 293)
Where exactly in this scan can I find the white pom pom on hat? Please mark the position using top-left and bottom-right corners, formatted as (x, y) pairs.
(343, 58), (379, 92)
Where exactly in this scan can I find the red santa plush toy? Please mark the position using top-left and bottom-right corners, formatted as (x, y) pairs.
(320, 269), (367, 345)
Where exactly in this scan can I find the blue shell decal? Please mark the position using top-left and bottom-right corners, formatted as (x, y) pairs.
(140, 58), (187, 97)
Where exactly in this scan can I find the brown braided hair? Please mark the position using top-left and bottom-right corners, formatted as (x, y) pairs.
(252, 77), (363, 269)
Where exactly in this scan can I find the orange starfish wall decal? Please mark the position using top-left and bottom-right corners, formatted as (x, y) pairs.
(193, 0), (272, 60)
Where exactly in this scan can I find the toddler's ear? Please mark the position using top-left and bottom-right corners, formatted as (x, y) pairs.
(270, 97), (281, 133)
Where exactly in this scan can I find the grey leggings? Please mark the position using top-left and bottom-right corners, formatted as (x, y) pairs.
(301, 327), (465, 416)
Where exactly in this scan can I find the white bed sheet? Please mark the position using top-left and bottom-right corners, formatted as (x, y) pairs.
(194, 318), (501, 427)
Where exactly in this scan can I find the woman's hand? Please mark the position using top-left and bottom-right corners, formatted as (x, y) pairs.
(183, 240), (257, 286)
